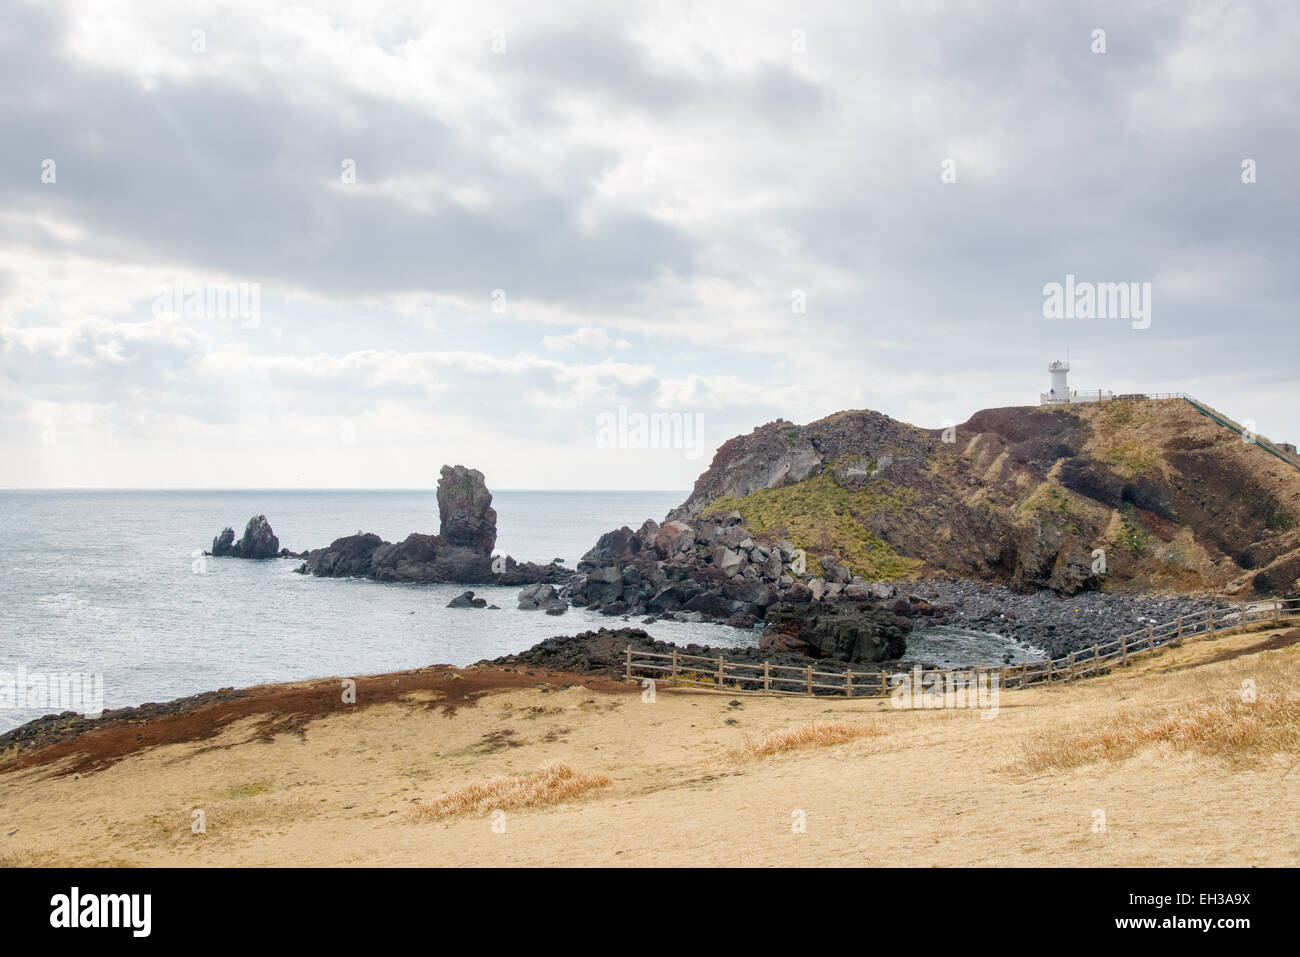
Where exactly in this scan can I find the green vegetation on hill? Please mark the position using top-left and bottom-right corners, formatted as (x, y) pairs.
(1120, 502), (1151, 557)
(702, 471), (921, 580)
(1100, 439), (1163, 478)
(1018, 481), (1076, 521)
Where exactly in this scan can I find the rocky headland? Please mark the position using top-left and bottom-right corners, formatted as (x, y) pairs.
(204, 398), (1300, 668)
(535, 397), (1298, 662)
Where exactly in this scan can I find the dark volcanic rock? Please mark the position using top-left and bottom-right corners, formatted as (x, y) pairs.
(495, 556), (573, 585)
(486, 626), (910, 692)
(295, 466), (571, 586)
(210, 527), (235, 556)
(761, 601), (910, 662)
(299, 532), (385, 577)
(229, 515), (280, 559)
(579, 526), (642, 570)
(370, 533), (493, 583)
(210, 516), (279, 559)
(517, 583), (561, 611)
(447, 590), (488, 608)
(437, 464), (497, 554)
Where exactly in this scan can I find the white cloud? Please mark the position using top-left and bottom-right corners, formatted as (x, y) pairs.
(2, 0), (1298, 486)
(541, 326), (630, 352)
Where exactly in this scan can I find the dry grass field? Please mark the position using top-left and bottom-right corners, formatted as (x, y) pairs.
(1, 624), (1297, 867)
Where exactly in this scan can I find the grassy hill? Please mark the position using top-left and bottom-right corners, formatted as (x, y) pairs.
(671, 398), (1300, 596)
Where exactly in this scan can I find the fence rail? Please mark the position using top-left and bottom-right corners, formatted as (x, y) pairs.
(1037, 392), (1300, 470)
(625, 597), (1300, 698)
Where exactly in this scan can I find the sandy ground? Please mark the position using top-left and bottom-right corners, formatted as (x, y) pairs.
(1, 626), (1297, 867)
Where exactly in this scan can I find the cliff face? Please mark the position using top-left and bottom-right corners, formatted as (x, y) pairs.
(668, 399), (1300, 596)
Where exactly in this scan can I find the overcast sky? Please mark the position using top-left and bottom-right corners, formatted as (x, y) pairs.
(2, 0), (1296, 489)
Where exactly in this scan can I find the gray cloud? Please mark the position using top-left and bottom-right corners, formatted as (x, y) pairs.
(2, 0), (1298, 487)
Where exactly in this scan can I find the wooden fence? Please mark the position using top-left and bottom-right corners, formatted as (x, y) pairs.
(624, 596), (1300, 698)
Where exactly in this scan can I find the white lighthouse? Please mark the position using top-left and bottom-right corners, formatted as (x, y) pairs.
(1047, 359), (1069, 403)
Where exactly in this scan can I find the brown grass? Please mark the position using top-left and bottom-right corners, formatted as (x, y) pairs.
(412, 762), (612, 819)
(729, 720), (882, 761)
(1014, 654), (1300, 773)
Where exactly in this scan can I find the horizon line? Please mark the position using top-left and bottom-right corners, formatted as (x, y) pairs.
(0, 486), (692, 493)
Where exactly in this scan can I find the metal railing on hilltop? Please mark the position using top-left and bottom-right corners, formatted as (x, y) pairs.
(1036, 392), (1300, 470)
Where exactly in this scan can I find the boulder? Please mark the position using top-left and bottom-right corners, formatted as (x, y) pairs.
(447, 590), (487, 608)
(760, 601), (909, 663)
(579, 526), (640, 569)
(652, 521), (695, 557)
(819, 555), (852, 584)
(683, 592), (732, 618)
(719, 525), (750, 549)
(518, 583), (559, 610)
(711, 547), (744, 575)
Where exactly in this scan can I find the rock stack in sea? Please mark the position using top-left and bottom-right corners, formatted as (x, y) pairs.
(294, 465), (573, 586)
(209, 515), (298, 559)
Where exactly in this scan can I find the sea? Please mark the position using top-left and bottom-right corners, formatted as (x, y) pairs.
(0, 489), (1039, 733)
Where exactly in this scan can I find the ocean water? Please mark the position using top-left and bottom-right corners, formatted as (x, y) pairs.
(0, 489), (1034, 733)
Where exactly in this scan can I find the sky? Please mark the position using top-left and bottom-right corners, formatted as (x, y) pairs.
(1, 0), (1297, 489)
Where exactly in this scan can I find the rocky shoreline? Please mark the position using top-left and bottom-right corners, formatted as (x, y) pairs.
(484, 575), (1223, 682)
(199, 463), (1226, 669)
(885, 577), (1220, 660)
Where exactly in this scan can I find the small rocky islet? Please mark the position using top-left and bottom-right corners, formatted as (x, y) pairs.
(205, 399), (1300, 669)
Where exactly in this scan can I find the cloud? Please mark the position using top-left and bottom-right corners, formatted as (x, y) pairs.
(542, 326), (631, 352)
(2, 0), (1298, 487)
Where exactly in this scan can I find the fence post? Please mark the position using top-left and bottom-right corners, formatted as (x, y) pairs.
(1045, 657), (1052, 683)
(1275, 598), (1281, 622)
(625, 646), (632, 682)
(1020, 661), (1028, 687)
(671, 649), (678, 682)
(717, 656), (725, 688)
(845, 669), (853, 698)
(1208, 608), (1215, 636)
(763, 661), (770, 693)
(806, 666), (813, 696)
(1067, 651), (1075, 680)
(1093, 644), (1100, 673)
(879, 672), (887, 697)
(1120, 633), (1127, 661)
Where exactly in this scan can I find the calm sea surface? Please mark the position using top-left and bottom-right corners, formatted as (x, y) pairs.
(0, 490), (1036, 732)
